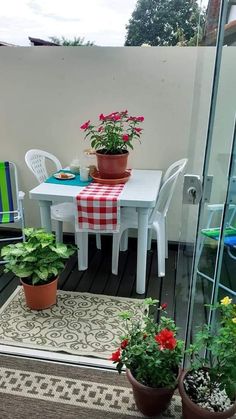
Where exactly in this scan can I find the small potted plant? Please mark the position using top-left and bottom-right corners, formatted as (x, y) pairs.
(179, 296), (236, 418)
(109, 298), (184, 417)
(1, 228), (75, 310)
(80, 110), (144, 179)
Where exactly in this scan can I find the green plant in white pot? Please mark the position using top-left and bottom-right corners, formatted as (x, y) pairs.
(1, 228), (75, 310)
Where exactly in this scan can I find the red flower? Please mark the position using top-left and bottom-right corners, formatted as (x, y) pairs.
(160, 303), (167, 310)
(121, 339), (129, 349)
(109, 348), (121, 362)
(134, 127), (143, 133)
(155, 329), (177, 350)
(80, 120), (90, 130)
(122, 134), (129, 142)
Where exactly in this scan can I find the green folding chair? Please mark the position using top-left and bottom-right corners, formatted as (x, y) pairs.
(0, 161), (25, 263)
(197, 204), (236, 297)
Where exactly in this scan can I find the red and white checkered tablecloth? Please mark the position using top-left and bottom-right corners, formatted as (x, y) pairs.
(76, 183), (125, 232)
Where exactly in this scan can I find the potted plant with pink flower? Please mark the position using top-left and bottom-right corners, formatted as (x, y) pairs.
(109, 298), (184, 417)
(80, 110), (144, 179)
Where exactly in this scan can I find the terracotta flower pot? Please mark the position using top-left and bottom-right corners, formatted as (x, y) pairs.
(96, 150), (129, 179)
(20, 277), (58, 310)
(126, 368), (177, 417)
(178, 370), (236, 419)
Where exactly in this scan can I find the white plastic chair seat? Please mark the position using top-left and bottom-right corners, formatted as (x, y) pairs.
(51, 202), (75, 222)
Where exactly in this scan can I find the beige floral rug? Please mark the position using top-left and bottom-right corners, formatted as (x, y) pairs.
(0, 286), (144, 359)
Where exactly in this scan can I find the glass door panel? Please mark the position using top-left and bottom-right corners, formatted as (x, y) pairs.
(175, 0), (236, 345)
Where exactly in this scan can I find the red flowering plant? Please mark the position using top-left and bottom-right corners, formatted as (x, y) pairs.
(80, 110), (144, 154)
(110, 298), (184, 388)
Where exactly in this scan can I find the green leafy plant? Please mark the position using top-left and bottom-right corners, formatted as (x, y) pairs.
(80, 110), (144, 154)
(110, 298), (184, 388)
(186, 296), (236, 400)
(1, 228), (75, 285)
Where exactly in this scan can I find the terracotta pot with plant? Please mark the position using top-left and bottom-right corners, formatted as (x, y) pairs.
(179, 296), (236, 419)
(80, 110), (144, 179)
(109, 298), (184, 417)
(1, 228), (74, 310)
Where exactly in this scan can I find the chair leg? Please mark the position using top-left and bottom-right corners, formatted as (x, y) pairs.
(55, 221), (63, 243)
(112, 232), (122, 275)
(147, 229), (152, 251)
(164, 218), (168, 258)
(156, 218), (165, 277)
(120, 230), (128, 251)
(96, 234), (101, 249)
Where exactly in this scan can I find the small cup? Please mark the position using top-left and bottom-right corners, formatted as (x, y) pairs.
(80, 167), (90, 182)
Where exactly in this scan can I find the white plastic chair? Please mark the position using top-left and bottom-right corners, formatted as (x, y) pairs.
(25, 149), (101, 248)
(0, 161), (25, 263)
(111, 159), (188, 277)
(25, 149), (75, 243)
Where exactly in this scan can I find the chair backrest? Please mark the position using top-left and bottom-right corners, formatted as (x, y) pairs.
(149, 158), (188, 223)
(0, 161), (19, 223)
(25, 149), (62, 184)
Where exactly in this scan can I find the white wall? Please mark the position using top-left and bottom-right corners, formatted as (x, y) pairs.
(0, 47), (216, 240)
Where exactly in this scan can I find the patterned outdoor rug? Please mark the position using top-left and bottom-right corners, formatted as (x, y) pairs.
(0, 355), (183, 418)
(0, 286), (144, 359)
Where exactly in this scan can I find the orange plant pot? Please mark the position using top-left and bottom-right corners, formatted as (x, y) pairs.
(20, 277), (58, 310)
(96, 150), (129, 179)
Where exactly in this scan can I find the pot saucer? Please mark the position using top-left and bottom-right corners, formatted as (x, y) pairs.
(91, 169), (131, 185)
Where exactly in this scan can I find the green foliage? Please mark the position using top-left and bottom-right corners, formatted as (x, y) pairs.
(49, 36), (94, 46)
(186, 297), (236, 399)
(1, 228), (75, 286)
(80, 111), (144, 154)
(125, 0), (206, 46)
(110, 298), (184, 388)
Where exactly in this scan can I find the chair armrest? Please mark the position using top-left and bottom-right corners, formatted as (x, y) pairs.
(18, 191), (25, 200)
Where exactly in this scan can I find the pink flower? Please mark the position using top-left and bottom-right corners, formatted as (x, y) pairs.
(98, 126), (103, 132)
(99, 113), (106, 121)
(160, 303), (167, 310)
(137, 116), (144, 122)
(80, 120), (90, 130)
(134, 127), (143, 133)
(113, 114), (121, 121)
(122, 134), (129, 142)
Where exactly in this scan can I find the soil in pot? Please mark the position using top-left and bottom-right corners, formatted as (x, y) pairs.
(126, 368), (177, 417)
(96, 149), (129, 179)
(20, 277), (58, 310)
(179, 369), (236, 419)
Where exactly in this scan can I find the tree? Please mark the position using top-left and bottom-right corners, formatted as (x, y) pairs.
(125, 0), (205, 46)
(49, 36), (94, 46)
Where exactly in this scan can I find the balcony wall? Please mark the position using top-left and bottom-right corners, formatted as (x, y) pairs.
(0, 47), (216, 241)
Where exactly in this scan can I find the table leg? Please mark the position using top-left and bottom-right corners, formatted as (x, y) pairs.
(38, 200), (52, 232)
(77, 232), (88, 270)
(137, 208), (149, 294)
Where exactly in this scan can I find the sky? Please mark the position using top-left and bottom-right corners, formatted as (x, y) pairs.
(0, 0), (138, 46)
(0, 0), (208, 47)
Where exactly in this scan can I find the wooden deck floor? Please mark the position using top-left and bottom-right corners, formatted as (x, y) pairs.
(0, 235), (178, 310)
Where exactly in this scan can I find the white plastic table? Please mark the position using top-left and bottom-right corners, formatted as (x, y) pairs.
(29, 169), (162, 294)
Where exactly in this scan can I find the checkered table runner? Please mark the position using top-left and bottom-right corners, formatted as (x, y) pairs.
(76, 183), (125, 232)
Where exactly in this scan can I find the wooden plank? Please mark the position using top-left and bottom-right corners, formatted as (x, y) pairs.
(0, 277), (20, 306)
